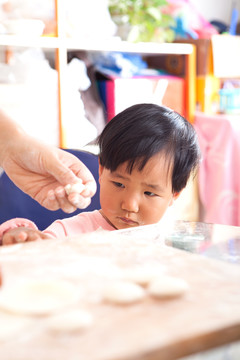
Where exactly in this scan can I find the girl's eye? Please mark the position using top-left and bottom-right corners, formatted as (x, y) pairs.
(144, 191), (156, 197)
(113, 181), (124, 188)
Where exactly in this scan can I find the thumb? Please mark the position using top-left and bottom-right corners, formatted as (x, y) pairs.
(48, 159), (80, 186)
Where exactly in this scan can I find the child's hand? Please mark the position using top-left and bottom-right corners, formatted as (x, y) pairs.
(2, 227), (50, 246)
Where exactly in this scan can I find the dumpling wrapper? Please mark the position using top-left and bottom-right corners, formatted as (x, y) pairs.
(47, 309), (93, 333)
(103, 281), (145, 305)
(0, 279), (81, 316)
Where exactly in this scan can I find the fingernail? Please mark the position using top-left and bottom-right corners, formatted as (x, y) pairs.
(48, 190), (55, 200)
(82, 188), (91, 197)
(55, 188), (65, 197)
(65, 206), (77, 214)
(72, 198), (88, 209)
(72, 199), (84, 208)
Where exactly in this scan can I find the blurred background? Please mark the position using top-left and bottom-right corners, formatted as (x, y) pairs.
(0, 0), (240, 227)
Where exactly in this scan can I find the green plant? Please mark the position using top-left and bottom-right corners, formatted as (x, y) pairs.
(108, 0), (175, 43)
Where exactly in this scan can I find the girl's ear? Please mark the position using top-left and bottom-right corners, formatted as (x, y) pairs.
(169, 191), (181, 207)
(98, 160), (103, 181)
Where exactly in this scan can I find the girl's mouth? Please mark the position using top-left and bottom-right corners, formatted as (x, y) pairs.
(118, 217), (138, 226)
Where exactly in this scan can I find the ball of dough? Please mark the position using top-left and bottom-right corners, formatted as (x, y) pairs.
(65, 180), (85, 195)
(103, 281), (145, 305)
(148, 276), (189, 299)
(47, 309), (93, 333)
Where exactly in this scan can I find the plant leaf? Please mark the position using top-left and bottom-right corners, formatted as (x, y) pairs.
(146, 7), (162, 21)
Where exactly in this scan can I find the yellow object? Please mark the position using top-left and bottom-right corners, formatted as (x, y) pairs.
(196, 75), (220, 113)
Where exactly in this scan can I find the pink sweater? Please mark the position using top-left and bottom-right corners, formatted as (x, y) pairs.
(44, 210), (115, 238)
(0, 210), (115, 242)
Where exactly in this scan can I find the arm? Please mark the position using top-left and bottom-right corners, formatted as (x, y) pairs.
(0, 218), (50, 246)
(0, 110), (97, 213)
(1, 227), (50, 246)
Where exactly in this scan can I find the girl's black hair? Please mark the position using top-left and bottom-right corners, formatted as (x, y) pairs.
(98, 103), (201, 193)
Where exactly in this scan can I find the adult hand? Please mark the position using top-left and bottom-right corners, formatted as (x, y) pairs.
(0, 111), (97, 213)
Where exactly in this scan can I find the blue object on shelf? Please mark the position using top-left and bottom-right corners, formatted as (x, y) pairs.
(171, 16), (198, 39)
(229, 5), (238, 35)
(219, 88), (240, 114)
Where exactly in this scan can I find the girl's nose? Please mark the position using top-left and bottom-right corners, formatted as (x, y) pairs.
(121, 193), (139, 213)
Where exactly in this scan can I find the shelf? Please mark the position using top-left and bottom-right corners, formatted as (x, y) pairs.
(0, 0), (196, 148)
(0, 34), (194, 55)
(0, 34), (196, 147)
(0, 35), (60, 49)
(63, 39), (194, 55)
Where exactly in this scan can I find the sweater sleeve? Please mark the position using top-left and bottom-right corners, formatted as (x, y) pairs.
(43, 220), (68, 239)
(43, 210), (114, 239)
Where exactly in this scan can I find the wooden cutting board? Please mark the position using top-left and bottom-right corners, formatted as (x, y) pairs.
(0, 231), (240, 360)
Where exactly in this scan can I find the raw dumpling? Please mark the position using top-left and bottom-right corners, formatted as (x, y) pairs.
(148, 276), (189, 299)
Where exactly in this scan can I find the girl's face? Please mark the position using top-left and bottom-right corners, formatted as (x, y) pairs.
(98, 153), (179, 230)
